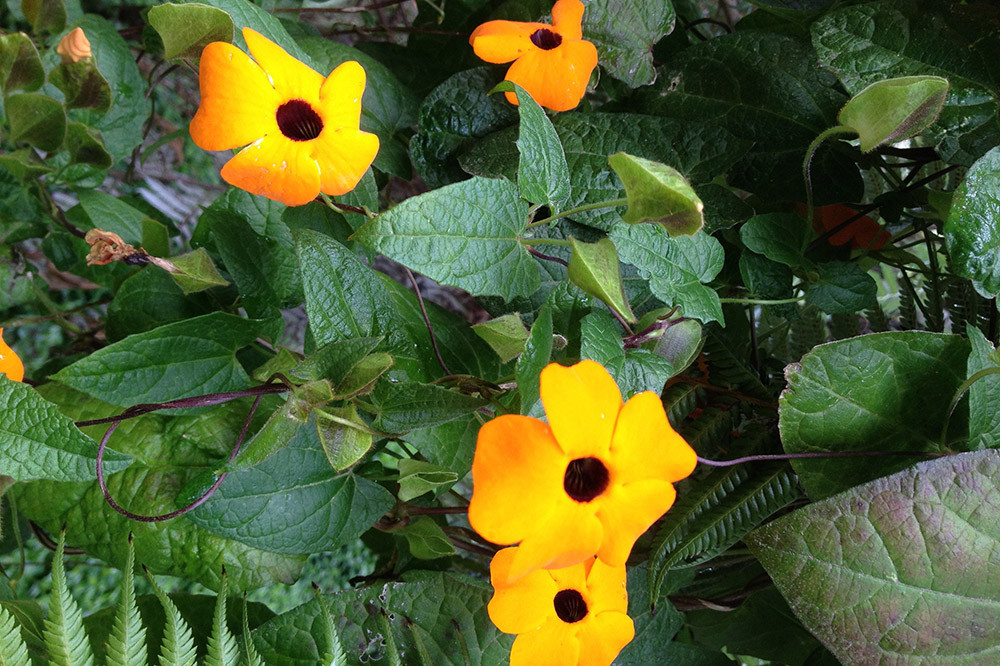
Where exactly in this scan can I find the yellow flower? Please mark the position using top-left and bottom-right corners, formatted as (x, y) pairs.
(57, 27), (92, 64)
(488, 547), (634, 666)
(190, 28), (379, 207)
(470, 0), (598, 112)
(470, 360), (697, 582)
(0, 329), (24, 382)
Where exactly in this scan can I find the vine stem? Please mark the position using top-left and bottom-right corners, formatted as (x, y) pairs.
(718, 296), (802, 306)
(940, 366), (1000, 446)
(404, 267), (451, 376)
(801, 126), (856, 251)
(697, 450), (945, 468)
(525, 198), (628, 229)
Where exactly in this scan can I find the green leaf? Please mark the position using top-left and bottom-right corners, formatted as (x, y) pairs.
(206, 572), (238, 666)
(580, 309), (625, 375)
(167, 248), (230, 294)
(635, 31), (860, 203)
(106, 267), (216, 341)
(190, 418), (392, 554)
(73, 15), (151, 162)
(700, 183), (755, 233)
(48, 59), (111, 112)
(106, 535), (146, 666)
(6, 93), (66, 152)
(21, 0), (65, 33)
(148, 3), (233, 60)
(615, 566), (686, 666)
(653, 319), (704, 377)
(44, 531), (96, 666)
(0, 378), (132, 481)
(0, 604), (30, 666)
(311, 589), (347, 666)
(568, 237), (635, 324)
(251, 572), (512, 664)
(401, 414), (479, 478)
(805, 260), (877, 314)
(837, 75), (949, 152)
(64, 122), (112, 169)
(492, 81), (570, 209)
(944, 147), (1000, 294)
(811, 0), (1000, 165)
(966, 327), (1000, 451)
(740, 213), (808, 268)
(76, 190), (146, 244)
(516, 307), (553, 416)
(472, 314), (529, 363)
(0, 32), (43, 93)
(582, 0), (675, 88)
(146, 572), (197, 666)
(195, 0), (310, 62)
(353, 177), (539, 300)
(315, 406), (373, 470)
(610, 223), (724, 324)
(290, 337), (380, 384)
(648, 462), (802, 602)
(373, 382), (488, 433)
(739, 251), (794, 307)
(746, 449), (1000, 665)
(397, 516), (456, 560)
(779, 331), (969, 499)
(397, 459), (459, 502)
(609, 152), (704, 235)
(54, 313), (260, 407)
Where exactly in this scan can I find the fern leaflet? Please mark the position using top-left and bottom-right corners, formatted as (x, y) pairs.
(206, 569), (238, 666)
(106, 534), (147, 666)
(313, 586), (347, 666)
(240, 595), (264, 666)
(0, 604), (30, 666)
(43, 530), (95, 666)
(145, 568), (196, 666)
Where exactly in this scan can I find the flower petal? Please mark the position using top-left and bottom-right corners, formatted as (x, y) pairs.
(576, 611), (635, 666)
(489, 548), (558, 634)
(0, 329), (24, 383)
(312, 128), (379, 196)
(220, 134), (320, 207)
(547, 558), (591, 595)
(242, 27), (323, 103)
(189, 41), (278, 151)
(469, 415), (567, 545)
(539, 360), (622, 459)
(510, 619), (580, 666)
(509, 501), (603, 581)
(470, 20), (547, 64)
(595, 479), (675, 566)
(609, 391), (697, 486)
(318, 60), (366, 130)
(584, 558), (629, 615)
(503, 39), (597, 111)
(551, 0), (585, 41)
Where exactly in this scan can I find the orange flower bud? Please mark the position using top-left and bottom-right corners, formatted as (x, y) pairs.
(57, 27), (92, 64)
(0, 329), (24, 383)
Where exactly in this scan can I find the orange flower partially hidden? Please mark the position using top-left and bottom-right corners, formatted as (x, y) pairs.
(489, 548), (634, 666)
(470, 0), (598, 112)
(470, 360), (697, 582)
(797, 203), (891, 251)
(57, 27), (92, 64)
(190, 28), (379, 207)
(0, 329), (24, 382)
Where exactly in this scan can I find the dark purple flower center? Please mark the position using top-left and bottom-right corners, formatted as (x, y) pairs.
(276, 99), (323, 141)
(563, 457), (610, 502)
(530, 28), (563, 50)
(554, 589), (588, 623)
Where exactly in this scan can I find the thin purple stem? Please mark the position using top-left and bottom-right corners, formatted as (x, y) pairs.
(525, 245), (569, 267)
(697, 450), (946, 467)
(404, 267), (452, 376)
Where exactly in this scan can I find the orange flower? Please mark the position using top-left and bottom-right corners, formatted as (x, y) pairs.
(190, 28), (379, 207)
(489, 547), (634, 666)
(0, 329), (24, 382)
(470, 0), (598, 112)
(57, 27), (92, 64)
(470, 360), (697, 582)
(796, 203), (891, 251)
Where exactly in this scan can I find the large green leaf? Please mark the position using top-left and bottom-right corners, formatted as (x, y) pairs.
(189, 418), (393, 554)
(944, 147), (1000, 295)
(76, 190), (147, 244)
(106, 267), (216, 341)
(779, 331), (969, 499)
(582, 0), (675, 88)
(353, 177), (539, 300)
(189, 0), (308, 61)
(373, 382), (488, 433)
(401, 414), (480, 478)
(5, 93), (65, 152)
(805, 260), (878, 314)
(502, 82), (570, 209)
(147, 2), (234, 60)
(251, 571), (512, 665)
(811, 0), (1000, 166)
(0, 379), (131, 482)
(747, 449), (1000, 665)
(966, 327), (1000, 451)
(52, 313), (260, 407)
(633, 31), (860, 203)
(610, 223), (724, 324)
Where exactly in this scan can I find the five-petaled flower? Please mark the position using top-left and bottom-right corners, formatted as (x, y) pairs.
(811, 203), (891, 251)
(0, 329), (24, 382)
(190, 28), (379, 207)
(488, 547), (634, 666)
(469, 0), (598, 112)
(470, 360), (697, 583)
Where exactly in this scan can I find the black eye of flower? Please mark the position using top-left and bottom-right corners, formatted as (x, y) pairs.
(554, 589), (588, 623)
(563, 457), (610, 502)
(530, 28), (563, 50)
(276, 99), (324, 141)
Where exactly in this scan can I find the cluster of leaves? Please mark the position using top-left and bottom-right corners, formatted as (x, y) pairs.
(2, 0), (1000, 664)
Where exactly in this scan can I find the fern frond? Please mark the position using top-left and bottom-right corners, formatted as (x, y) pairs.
(205, 569), (238, 666)
(662, 382), (704, 429)
(678, 405), (737, 455)
(145, 568), (196, 666)
(0, 604), (30, 666)
(702, 329), (773, 401)
(239, 595), (263, 666)
(647, 461), (802, 602)
(43, 530), (95, 666)
(106, 534), (147, 666)
(313, 585), (347, 666)
(377, 611), (402, 666)
(789, 304), (827, 360)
